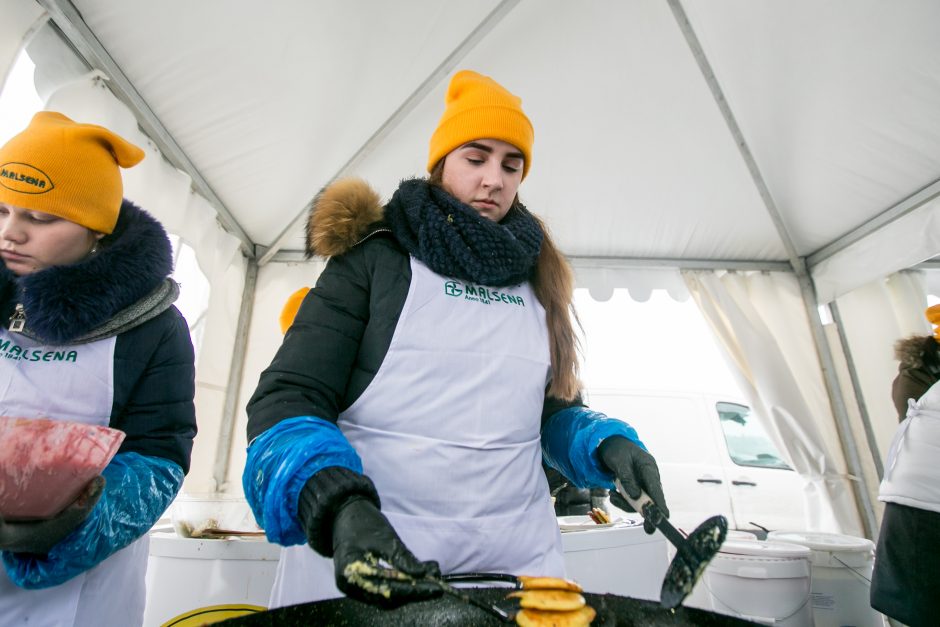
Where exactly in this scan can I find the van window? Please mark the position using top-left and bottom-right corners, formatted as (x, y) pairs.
(716, 402), (791, 470)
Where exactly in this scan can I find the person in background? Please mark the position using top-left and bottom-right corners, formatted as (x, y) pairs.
(889, 305), (940, 421)
(0, 112), (197, 626)
(870, 304), (940, 626)
(245, 70), (667, 609)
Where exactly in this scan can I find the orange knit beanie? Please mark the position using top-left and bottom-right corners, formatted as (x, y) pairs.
(427, 70), (534, 179)
(0, 111), (144, 234)
(279, 287), (311, 334)
(927, 304), (940, 341)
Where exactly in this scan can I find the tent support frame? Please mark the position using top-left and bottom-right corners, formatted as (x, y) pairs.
(795, 267), (878, 538)
(212, 259), (258, 491)
(668, 0), (877, 538)
(808, 176), (940, 269)
(38, 0), (255, 257)
(829, 301), (885, 481)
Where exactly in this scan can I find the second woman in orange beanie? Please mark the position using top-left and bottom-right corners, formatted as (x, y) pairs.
(244, 70), (666, 610)
(0, 112), (196, 627)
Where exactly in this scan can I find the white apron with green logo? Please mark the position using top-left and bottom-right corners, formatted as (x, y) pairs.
(270, 258), (564, 606)
(0, 329), (148, 627)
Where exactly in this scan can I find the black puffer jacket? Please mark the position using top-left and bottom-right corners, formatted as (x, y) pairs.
(247, 179), (580, 441)
(0, 200), (196, 471)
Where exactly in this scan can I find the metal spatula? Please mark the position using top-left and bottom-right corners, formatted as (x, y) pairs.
(615, 479), (727, 609)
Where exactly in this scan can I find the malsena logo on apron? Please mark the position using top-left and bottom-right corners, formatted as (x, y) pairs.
(0, 328), (114, 425)
(0, 337), (78, 362)
(444, 280), (527, 307)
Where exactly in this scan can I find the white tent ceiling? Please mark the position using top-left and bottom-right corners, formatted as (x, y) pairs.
(28, 0), (940, 299)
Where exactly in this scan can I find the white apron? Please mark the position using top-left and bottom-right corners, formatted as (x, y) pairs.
(271, 259), (565, 607)
(0, 328), (148, 627)
(879, 380), (940, 514)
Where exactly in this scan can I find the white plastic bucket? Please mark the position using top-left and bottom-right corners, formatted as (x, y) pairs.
(559, 515), (668, 601)
(685, 539), (814, 626)
(143, 530), (280, 627)
(768, 531), (886, 627)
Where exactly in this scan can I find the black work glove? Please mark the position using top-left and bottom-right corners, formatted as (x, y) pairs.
(599, 437), (669, 534)
(0, 475), (105, 555)
(331, 496), (443, 608)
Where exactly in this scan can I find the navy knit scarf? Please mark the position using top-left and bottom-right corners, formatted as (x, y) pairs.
(384, 179), (543, 287)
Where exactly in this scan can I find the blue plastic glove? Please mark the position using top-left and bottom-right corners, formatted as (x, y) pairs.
(243, 416), (363, 546)
(542, 406), (648, 489)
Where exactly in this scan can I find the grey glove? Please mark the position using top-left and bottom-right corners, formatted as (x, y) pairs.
(0, 476), (105, 555)
(599, 437), (668, 532)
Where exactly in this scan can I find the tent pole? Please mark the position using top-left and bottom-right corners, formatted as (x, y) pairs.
(668, 0), (877, 537)
(794, 265), (879, 539)
(39, 0), (255, 258)
(212, 258), (258, 491)
(808, 176), (940, 269)
(829, 300), (885, 481)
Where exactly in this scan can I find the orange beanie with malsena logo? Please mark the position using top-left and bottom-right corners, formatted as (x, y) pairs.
(0, 111), (144, 234)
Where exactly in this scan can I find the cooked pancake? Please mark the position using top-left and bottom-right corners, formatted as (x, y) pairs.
(588, 507), (611, 524)
(514, 605), (597, 627)
(517, 575), (583, 592)
(507, 589), (586, 611)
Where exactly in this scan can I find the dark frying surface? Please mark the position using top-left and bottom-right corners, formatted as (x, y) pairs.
(221, 589), (760, 626)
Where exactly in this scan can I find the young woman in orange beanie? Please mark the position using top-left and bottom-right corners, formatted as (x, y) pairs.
(0, 112), (196, 626)
(244, 70), (667, 609)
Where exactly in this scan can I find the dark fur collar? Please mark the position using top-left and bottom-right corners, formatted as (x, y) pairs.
(895, 335), (935, 369)
(305, 178), (385, 257)
(0, 200), (174, 343)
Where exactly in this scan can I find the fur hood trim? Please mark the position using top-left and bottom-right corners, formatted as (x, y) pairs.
(1, 199), (175, 344)
(895, 334), (934, 368)
(305, 178), (384, 257)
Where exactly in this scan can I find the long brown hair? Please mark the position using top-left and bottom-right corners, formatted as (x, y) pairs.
(428, 160), (582, 400)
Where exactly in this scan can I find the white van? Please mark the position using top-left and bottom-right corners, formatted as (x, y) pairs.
(586, 389), (806, 534)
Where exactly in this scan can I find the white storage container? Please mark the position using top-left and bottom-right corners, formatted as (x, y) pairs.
(768, 530), (886, 627)
(143, 530), (280, 627)
(559, 515), (669, 601)
(685, 538), (814, 626)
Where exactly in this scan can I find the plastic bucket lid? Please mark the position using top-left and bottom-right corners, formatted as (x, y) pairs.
(724, 530), (759, 542)
(149, 531), (281, 560)
(719, 539), (812, 559)
(708, 540), (812, 579)
(766, 530), (874, 568)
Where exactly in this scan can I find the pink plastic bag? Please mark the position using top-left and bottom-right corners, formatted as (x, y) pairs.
(0, 416), (125, 521)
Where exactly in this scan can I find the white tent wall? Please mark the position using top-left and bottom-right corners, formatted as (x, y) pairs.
(683, 270), (865, 536)
(823, 270), (940, 532)
(825, 270), (937, 520)
(824, 321), (883, 530)
(0, 0), (43, 91)
(833, 272), (933, 457)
